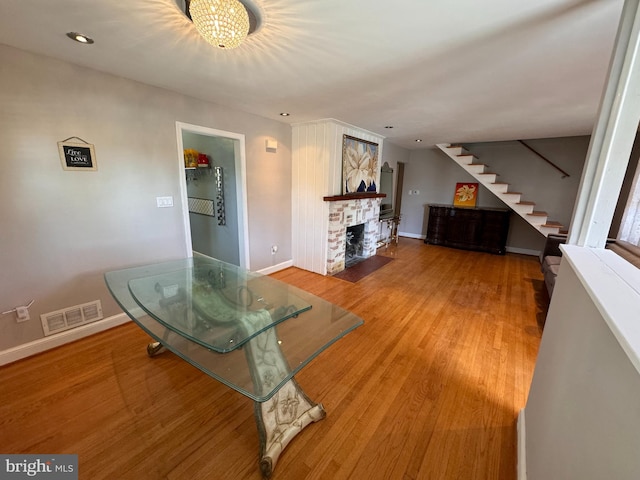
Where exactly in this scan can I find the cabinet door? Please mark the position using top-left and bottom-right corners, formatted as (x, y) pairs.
(479, 210), (510, 254)
(426, 206), (449, 245)
(445, 208), (482, 249)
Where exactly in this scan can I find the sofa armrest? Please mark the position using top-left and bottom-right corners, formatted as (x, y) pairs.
(541, 233), (568, 262)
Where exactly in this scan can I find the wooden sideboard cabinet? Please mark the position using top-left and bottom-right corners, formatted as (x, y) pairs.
(425, 204), (510, 255)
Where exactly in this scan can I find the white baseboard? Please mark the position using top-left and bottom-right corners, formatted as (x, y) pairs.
(398, 232), (426, 240)
(506, 246), (541, 257)
(0, 313), (131, 366)
(256, 259), (294, 275)
(517, 409), (527, 480)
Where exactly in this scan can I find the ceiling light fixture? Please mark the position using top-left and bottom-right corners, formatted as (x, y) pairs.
(279, 112), (290, 116)
(415, 139), (423, 143)
(66, 32), (94, 44)
(385, 126), (394, 129)
(187, 0), (258, 49)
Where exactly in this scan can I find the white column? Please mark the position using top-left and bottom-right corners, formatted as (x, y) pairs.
(569, 0), (640, 247)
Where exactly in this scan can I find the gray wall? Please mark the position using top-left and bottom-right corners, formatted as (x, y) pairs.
(0, 44), (292, 351)
(398, 137), (591, 253)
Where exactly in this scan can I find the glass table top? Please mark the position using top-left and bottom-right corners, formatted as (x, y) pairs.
(127, 262), (313, 353)
(105, 257), (364, 402)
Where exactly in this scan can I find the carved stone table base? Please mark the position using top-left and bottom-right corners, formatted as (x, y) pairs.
(145, 341), (326, 478)
(255, 378), (326, 478)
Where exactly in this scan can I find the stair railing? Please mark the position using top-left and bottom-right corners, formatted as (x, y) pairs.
(518, 140), (570, 178)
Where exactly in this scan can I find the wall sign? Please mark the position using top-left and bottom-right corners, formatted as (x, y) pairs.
(58, 137), (97, 171)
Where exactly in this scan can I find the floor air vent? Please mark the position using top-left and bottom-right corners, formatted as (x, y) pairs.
(40, 300), (103, 336)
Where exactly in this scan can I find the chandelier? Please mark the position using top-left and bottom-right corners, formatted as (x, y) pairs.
(189, 0), (250, 49)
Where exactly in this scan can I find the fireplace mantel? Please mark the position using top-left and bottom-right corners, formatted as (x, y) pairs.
(323, 193), (386, 202)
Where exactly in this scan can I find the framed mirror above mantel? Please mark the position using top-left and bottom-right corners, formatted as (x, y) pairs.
(379, 162), (394, 219)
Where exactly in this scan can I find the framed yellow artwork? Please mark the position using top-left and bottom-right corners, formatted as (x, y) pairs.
(453, 182), (478, 207)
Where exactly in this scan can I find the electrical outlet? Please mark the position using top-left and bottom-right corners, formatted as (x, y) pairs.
(271, 245), (278, 255)
(156, 196), (174, 208)
(16, 306), (29, 322)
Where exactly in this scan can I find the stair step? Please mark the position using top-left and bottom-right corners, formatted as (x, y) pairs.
(527, 211), (548, 225)
(478, 172), (498, 183)
(458, 154), (479, 163)
(487, 182), (509, 195)
(490, 182), (509, 193)
(446, 144), (468, 155)
(465, 163), (487, 174)
(501, 192), (522, 203)
(440, 143), (470, 157)
(539, 222), (563, 235)
(513, 201), (535, 214)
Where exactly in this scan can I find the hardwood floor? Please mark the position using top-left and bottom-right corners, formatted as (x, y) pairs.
(0, 239), (546, 479)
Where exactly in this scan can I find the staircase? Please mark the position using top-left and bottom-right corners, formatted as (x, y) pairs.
(436, 143), (563, 237)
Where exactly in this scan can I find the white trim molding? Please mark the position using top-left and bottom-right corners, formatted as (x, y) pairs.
(256, 260), (294, 276)
(0, 313), (130, 366)
(398, 231), (426, 240)
(517, 409), (527, 480)
(175, 121), (250, 270)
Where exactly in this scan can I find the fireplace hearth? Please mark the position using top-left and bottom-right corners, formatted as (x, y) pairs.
(325, 195), (382, 275)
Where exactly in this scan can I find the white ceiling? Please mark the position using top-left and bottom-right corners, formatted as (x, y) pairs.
(0, 0), (625, 149)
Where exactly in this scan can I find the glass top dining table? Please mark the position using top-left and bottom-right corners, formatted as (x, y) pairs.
(104, 256), (364, 402)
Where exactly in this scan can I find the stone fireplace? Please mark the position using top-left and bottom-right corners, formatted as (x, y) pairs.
(324, 193), (383, 275)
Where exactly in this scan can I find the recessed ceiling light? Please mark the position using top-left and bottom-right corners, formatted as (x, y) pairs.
(415, 139), (423, 143)
(66, 32), (94, 44)
(384, 126), (394, 129)
(279, 112), (290, 116)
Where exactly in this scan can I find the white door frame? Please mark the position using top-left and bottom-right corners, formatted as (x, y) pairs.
(175, 121), (250, 270)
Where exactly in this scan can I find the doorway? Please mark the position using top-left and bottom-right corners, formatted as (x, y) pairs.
(176, 122), (249, 269)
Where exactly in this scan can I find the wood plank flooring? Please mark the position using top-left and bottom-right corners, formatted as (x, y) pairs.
(0, 239), (547, 479)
